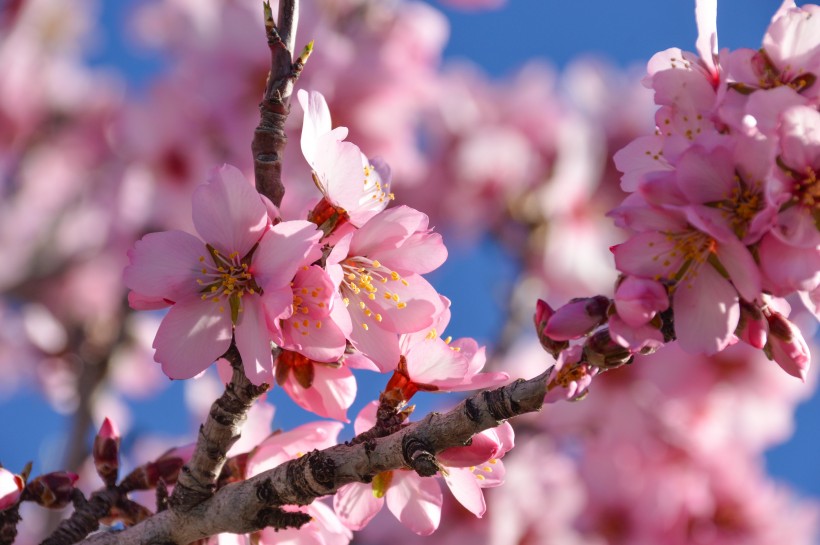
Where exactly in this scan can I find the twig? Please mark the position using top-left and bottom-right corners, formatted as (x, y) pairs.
(169, 343), (270, 512)
(252, 0), (302, 208)
(79, 367), (553, 544)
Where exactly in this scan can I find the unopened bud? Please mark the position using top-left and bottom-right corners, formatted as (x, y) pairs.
(25, 472), (78, 509)
(736, 301), (767, 349)
(544, 296), (610, 341)
(0, 468), (23, 511)
(93, 418), (121, 487)
(584, 328), (633, 369)
(119, 444), (194, 492)
(765, 311), (810, 381)
(534, 299), (569, 358)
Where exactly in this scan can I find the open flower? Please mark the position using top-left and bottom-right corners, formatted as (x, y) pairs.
(124, 164), (322, 384)
(325, 206), (448, 371)
(299, 89), (394, 227)
(334, 403), (443, 535)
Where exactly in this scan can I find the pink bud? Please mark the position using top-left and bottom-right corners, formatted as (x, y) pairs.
(584, 328), (633, 369)
(614, 277), (668, 328)
(765, 311), (811, 381)
(736, 301), (768, 350)
(0, 468), (23, 511)
(544, 296), (610, 341)
(25, 472), (78, 509)
(93, 418), (121, 487)
(534, 299), (569, 358)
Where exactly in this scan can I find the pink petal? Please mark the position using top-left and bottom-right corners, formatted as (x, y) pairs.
(350, 206), (429, 258)
(673, 265), (739, 354)
(153, 300), (233, 380)
(695, 0), (718, 72)
(613, 232), (682, 279)
(253, 220), (322, 289)
(365, 274), (445, 334)
(716, 238), (762, 302)
(406, 337), (468, 385)
(234, 298), (274, 385)
(373, 232), (448, 275)
(283, 314), (347, 363)
(333, 482), (384, 530)
(124, 230), (203, 301)
(282, 363), (356, 422)
(443, 467), (486, 517)
(314, 136), (369, 216)
(348, 316), (401, 372)
(385, 471), (443, 536)
(759, 233), (820, 295)
(299, 89), (348, 168)
(676, 145), (735, 203)
(615, 276), (669, 328)
(192, 165), (268, 257)
(354, 401), (379, 435)
(779, 105), (820, 169)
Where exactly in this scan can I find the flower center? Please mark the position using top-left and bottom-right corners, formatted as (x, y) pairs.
(340, 257), (409, 331)
(650, 229), (717, 290)
(361, 163), (395, 207)
(196, 244), (261, 321)
(712, 173), (763, 238)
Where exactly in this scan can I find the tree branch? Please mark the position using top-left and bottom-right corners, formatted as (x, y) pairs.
(79, 368), (553, 544)
(252, 0), (301, 208)
(169, 343), (270, 512)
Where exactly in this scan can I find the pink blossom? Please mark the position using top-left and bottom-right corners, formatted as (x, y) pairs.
(770, 105), (820, 248)
(765, 309), (811, 381)
(299, 89), (394, 228)
(543, 295), (610, 341)
(437, 422), (514, 518)
(325, 206), (447, 371)
(276, 265), (351, 363)
(614, 277), (669, 328)
(334, 403), (443, 535)
(391, 299), (509, 395)
(0, 468), (23, 511)
(124, 164), (322, 384)
(274, 350), (356, 422)
(612, 205), (760, 354)
(544, 346), (598, 403)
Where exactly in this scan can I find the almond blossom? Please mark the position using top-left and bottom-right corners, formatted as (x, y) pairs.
(299, 89), (394, 228)
(325, 206), (448, 371)
(124, 165), (322, 384)
(380, 299), (509, 402)
(334, 403), (443, 535)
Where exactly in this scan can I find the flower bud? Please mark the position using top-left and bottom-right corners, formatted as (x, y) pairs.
(534, 299), (568, 358)
(0, 468), (23, 511)
(736, 301), (767, 350)
(544, 296), (610, 341)
(25, 472), (78, 509)
(584, 328), (633, 369)
(93, 418), (121, 487)
(119, 444), (194, 492)
(765, 311), (810, 381)
(614, 277), (668, 328)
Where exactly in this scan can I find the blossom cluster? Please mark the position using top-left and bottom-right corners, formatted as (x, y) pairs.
(535, 0), (820, 400)
(122, 90), (509, 539)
